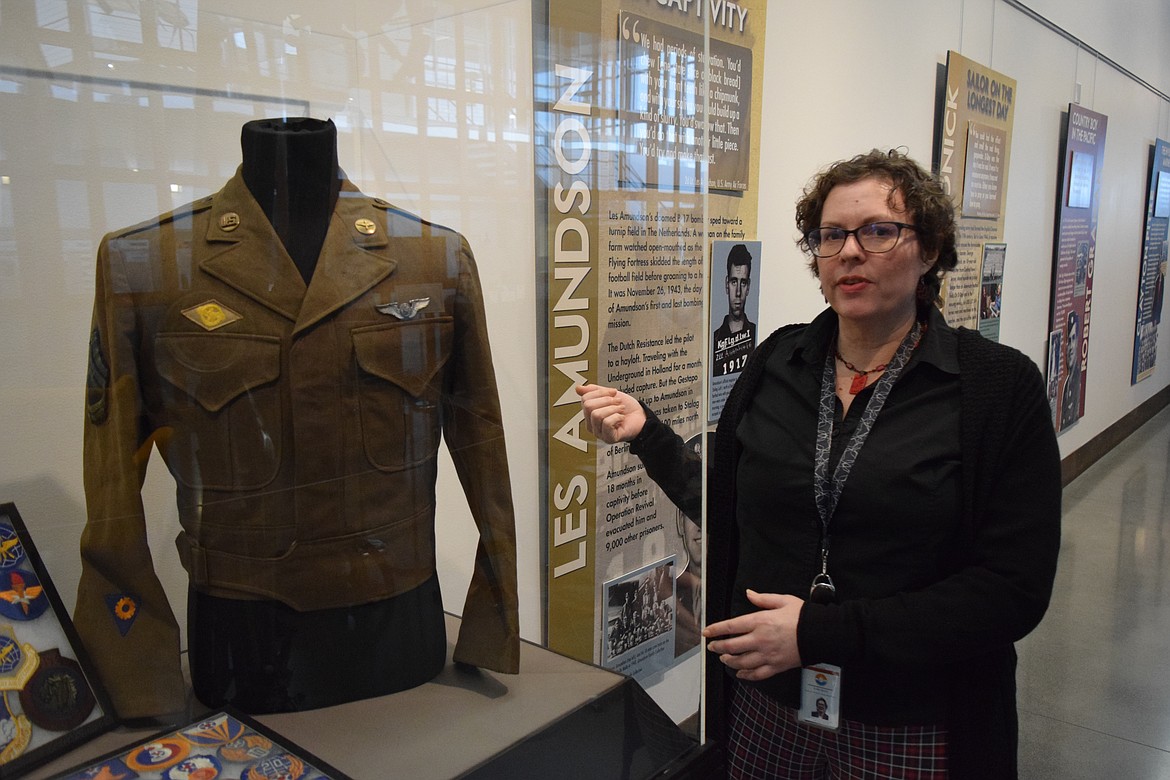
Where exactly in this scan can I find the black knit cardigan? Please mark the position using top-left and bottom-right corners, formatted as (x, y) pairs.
(632, 313), (1061, 779)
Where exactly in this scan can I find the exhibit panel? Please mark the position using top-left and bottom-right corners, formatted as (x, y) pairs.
(538, 0), (765, 715)
(1132, 139), (1170, 384)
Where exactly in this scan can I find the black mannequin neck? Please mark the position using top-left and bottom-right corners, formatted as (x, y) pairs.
(240, 117), (341, 283)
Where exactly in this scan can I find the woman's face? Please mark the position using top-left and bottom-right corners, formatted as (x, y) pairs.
(815, 177), (935, 334)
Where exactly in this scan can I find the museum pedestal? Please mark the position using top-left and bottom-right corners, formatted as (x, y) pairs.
(28, 614), (716, 779)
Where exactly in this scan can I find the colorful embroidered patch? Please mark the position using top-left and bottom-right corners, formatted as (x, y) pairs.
(218, 734), (275, 764)
(241, 753), (305, 780)
(0, 525), (25, 570)
(0, 626), (39, 691)
(58, 755), (139, 779)
(162, 754), (222, 780)
(105, 593), (139, 636)
(0, 569), (48, 620)
(18, 647), (97, 731)
(125, 738), (190, 772)
(87, 326), (111, 425)
(0, 690), (32, 764)
(181, 714), (246, 746)
(181, 300), (242, 331)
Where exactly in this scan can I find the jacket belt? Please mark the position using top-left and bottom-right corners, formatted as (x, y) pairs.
(176, 509), (436, 611)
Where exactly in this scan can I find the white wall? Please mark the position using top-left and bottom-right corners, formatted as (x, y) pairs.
(1026, 0), (1170, 97)
(756, 0), (1170, 459)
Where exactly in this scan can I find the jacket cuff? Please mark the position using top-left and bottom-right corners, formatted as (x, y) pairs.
(628, 402), (666, 456)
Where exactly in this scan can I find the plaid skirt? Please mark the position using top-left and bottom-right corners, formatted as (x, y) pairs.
(726, 681), (949, 779)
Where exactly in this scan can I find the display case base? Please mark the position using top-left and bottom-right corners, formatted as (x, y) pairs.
(29, 614), (715, 779)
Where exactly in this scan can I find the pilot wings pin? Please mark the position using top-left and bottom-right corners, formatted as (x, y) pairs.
(375, 297), (431, 320)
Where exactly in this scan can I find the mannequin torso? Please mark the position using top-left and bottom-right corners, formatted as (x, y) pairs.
(240, 117), (341, 283)
(189, 118), (449, 714)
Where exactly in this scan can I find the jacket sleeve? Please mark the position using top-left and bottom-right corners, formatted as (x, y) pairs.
(797, 345), (1062, 669)
(442, 237), (521, 673)
(629, 405), (703, 522)
(74, 233), (187, 720)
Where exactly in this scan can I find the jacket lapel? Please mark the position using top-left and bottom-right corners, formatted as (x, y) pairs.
(199, 170), (306, 322)
(197, 172), (396, 330)
(295, 185), (395, 334)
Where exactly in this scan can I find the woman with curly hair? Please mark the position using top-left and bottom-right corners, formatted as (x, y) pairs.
(579, 149), (1060, 779)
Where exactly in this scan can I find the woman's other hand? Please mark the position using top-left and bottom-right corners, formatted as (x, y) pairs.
(703, 590), (805, 680)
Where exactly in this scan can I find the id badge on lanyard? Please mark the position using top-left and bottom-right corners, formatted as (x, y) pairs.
(800, 322), (922, 729)
(798, 664), (842, 730)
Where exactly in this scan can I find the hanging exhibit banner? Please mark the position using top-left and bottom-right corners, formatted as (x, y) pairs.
(538, 0), (766, 673)
(1131, 139), (1170, 383)
(1048, 104), (1108, 432)
(933, 51), (1017, 328)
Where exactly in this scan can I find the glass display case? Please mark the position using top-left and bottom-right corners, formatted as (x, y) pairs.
(0, 0), (772, 771)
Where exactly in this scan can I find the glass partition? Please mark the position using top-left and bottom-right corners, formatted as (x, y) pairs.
(0, 0), (538, 727)
(0, 0), (768, 749)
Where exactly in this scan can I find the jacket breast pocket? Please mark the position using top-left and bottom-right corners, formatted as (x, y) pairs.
(352, 317), (453, 471)
(154, 332), (282, 490)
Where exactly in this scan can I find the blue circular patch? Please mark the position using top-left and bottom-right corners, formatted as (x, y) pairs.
(0, 569), (48, 620)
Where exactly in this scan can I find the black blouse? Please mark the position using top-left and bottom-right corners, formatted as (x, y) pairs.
(733, 310), (962, 723)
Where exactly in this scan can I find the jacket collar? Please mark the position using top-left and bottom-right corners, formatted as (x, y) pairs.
(199, 168), (396, 333)
(790, 305), (960, 375)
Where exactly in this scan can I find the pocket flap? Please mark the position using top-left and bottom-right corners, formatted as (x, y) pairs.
(352, 317), (454, 398)
(155, 333), (281, 412)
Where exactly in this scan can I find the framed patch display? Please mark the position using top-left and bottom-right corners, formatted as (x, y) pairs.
(0, 502), (118, 777)
(48, 710), (355, 780)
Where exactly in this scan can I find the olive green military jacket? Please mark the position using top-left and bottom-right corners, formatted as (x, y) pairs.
(78, 170), (520, 719)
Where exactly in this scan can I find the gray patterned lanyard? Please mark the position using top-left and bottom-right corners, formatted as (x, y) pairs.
(809, 321), (923, 604)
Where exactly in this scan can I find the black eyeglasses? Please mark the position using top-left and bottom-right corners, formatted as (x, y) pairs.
(804, 222), (918, 258)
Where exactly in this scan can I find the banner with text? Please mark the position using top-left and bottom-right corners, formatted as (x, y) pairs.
(1048, 104), (1107, 433)
(1131, 139), (1170, 384)
(539, 0), (765, 680)
(934, 51), (1017, 328)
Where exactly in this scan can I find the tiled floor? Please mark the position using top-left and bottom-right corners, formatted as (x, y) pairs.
(1017, 405), (1170, 778)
